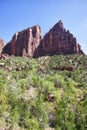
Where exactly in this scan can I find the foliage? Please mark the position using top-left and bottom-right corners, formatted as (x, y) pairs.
(0, 54), (87, 129)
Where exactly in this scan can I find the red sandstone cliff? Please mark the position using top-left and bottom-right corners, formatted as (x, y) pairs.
(2, 25), (42, 56)
(2, 20), (83, 57)
(34, 20), (83, 57)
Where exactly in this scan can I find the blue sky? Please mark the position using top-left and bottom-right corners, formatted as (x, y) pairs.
(0, 0), (87, 54)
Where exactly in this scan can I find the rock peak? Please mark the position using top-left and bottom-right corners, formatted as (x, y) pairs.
(53, 20), (64, 30)
(2, 20), (84, 57)
(58, 20), (63, 27)
(34, 20), (83, 57)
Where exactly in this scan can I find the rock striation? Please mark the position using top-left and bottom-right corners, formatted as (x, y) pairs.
(34, 20), (83, 57)
(2, 20), (83, 57)
(2, 25), (42, 56)
(0, 38), (4, 54)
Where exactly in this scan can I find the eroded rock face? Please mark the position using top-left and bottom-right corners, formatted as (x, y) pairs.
(2, 20), (83, 57)
(2, 25), (42, 56)
(0, 38), (4, 54)
(34, 20), (83, 57)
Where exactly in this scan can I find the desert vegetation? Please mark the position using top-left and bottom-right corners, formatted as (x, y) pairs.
(0, 54), (87, 130)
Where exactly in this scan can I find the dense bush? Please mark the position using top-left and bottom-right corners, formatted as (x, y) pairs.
(0, 54), (87, 129)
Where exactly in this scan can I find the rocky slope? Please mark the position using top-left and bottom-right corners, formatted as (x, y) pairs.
(2, 20), (83, 57)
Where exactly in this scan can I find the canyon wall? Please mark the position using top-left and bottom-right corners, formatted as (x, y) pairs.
(2, 20), (83, 57)
(2, 25), (42, 56)
(34, 20), (83, 57)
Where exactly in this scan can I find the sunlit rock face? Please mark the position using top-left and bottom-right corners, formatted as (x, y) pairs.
(2, 25), (42, 56)
(0, 38), (4, 54)
(2, 20), (83, 57)
(34, 20), (83, 57)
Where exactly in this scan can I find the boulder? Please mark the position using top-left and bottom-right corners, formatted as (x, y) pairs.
(0, 53), (9, 59)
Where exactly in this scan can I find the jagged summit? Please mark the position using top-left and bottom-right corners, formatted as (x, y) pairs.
(34, 20), (83, 57)
(2, 20), (83, 57)
(54, 20), (64, 29)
